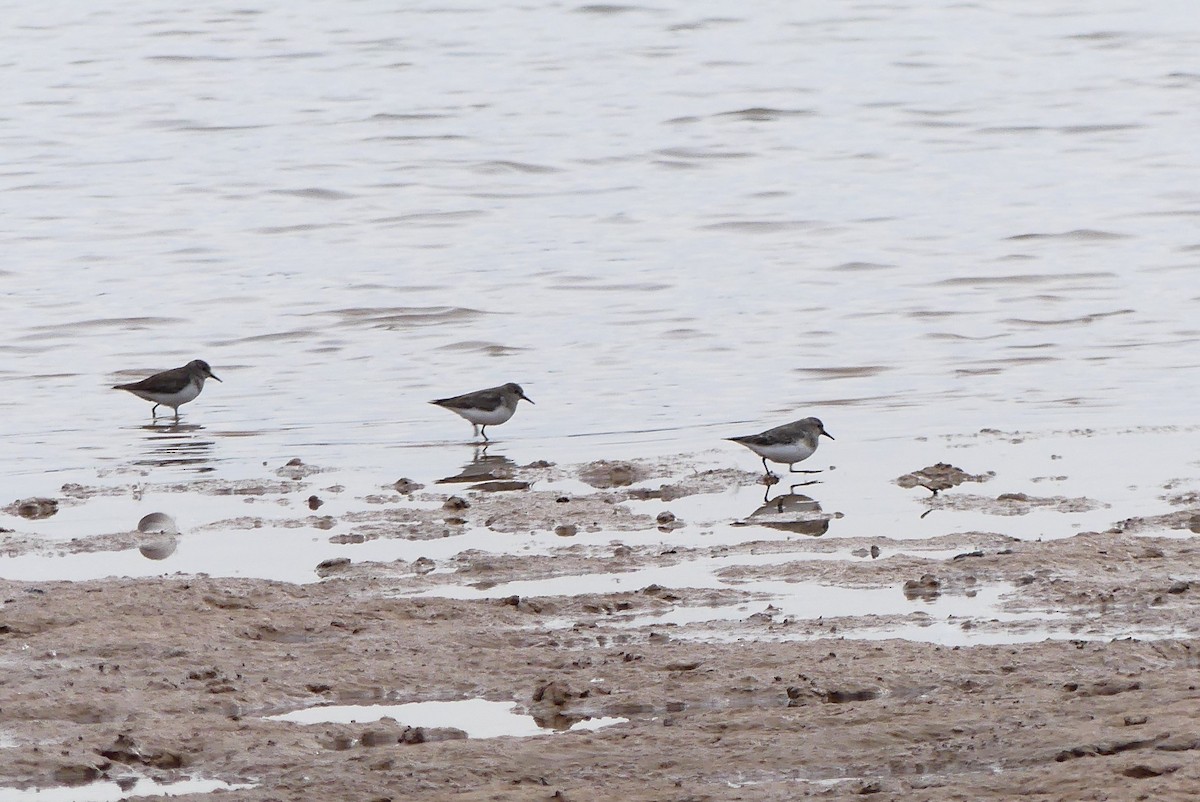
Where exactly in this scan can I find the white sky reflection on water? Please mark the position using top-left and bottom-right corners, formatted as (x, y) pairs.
(266, 698), (624, 739)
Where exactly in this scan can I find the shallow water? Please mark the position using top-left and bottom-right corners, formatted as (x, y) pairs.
(0, 776), (252, 802)
(3, 2), (1199, 613)
(266, 698), (624, 738)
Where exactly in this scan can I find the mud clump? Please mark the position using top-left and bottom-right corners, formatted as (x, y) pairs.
(7, 497), (59, 519)
(277, 458), (323, 480)
(469, 481), (530, 492)
(903, 574), (942, 600)
(896, 463), (994, 495)
(578, 461), (648, 488)
(393, 478), (424, 494)
(98, 732), (184, 769)
(316, 557), (351, 576)
(530, 680), (585, 729)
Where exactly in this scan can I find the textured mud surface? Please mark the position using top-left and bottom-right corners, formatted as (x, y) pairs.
(3, 448), (1200, 800)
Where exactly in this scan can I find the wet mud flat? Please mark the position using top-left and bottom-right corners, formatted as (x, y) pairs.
(3, 451), (1200, 800)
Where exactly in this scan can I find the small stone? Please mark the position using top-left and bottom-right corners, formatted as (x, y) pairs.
(1122, 764), (1174, 779)
(579, 460), (644, 488)
(533, 681), (575, 706)
(361, 730), (400, 747)
(554, 524), (578, 537)
(307, 495), (323, 510)
(896, 463), (991, 495)
(903, 574), (941, 600)
(393, 478), (423, 494)
(402, 726), (466, 744)
(656, 511), (676, 525)
(9, 497), (59, 520)
(468, 481), (530, 492)
(443, 496), (470, 511)
(1168, 581), (1190, 594)
(316, 558), (351, 576)
(412, 557), (435, 575)
(53, 764), (101, 785)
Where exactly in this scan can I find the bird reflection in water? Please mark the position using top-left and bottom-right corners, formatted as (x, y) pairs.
(435, 446), (518, 485)
(759, 472), (820, 503)
(130, 421), (217, 472)
(743, 492), (833, 538)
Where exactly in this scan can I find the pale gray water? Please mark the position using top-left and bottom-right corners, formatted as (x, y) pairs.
(2, 1), (1199, 592)
(265, 699), (624, 738)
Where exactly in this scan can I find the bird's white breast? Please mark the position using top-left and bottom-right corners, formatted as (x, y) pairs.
(450, 404), (516, 426)
(132, 382), (203, 407)
(747, 441), (816, 465)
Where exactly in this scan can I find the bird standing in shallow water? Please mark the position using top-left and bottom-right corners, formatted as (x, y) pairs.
(726, 416), (834, 479)
(430, 382), (533, 441)
(113, 359), (222, 420)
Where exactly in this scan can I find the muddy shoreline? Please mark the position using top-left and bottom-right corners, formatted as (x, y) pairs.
(3, 453), (1200, 800)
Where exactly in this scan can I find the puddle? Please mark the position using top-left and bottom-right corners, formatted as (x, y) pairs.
(265, 699), (625, 739)
(841, 621), (1183, 647)
(2, 427), (1196, 589)
(629, 581), (1031, 626)
(658, 617), (1184, 648)
(407, 551), (993, 606)
(525, 579), (1047, 639)
(0, 493), (947, 585)
(0, 520), (967, 586)
(0, 525), (565, 584)
(0, 776), (253, 802)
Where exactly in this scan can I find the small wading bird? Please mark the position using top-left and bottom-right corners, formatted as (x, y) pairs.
(113, 359), (222, 420)
(430, 382), (533, 441)
(726, 416), (834, 482)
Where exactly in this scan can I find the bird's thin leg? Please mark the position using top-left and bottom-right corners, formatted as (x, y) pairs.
(789, 480), (819, 492)
(151, 404), (160, 418)
(760, 457), (776, 478)
(480, 425), (490, 442)
(173, 408), (181, 422)
(788, 465), (822, 474)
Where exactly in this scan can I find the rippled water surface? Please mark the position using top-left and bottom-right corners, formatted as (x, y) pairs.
(3, 2), (1199, 580)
